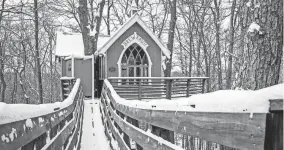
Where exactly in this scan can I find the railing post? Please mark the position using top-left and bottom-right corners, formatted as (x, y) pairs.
(264, 99), (283, 150)
(61, 80), (64, 100)
(166, 79), (173, 100)
(138, 79), (142, 100)
(186, 79), (191, 97)
(201, 78), (206, 93)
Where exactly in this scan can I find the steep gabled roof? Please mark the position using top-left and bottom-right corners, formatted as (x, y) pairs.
(98, 13), (171, 58)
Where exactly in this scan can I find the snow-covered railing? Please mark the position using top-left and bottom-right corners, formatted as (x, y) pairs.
(0, 79), (84, 150)
(101, 79), (283, 150)
(108, 77), (209, 100)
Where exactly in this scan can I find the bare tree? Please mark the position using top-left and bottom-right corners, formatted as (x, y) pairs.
(211, 0), (223, 90)
(34, 0), (43, 103)
(164, 0), (177, 77)
(78, 0), (105, 55)
(226, 0), (236, 89)
(78, 0), (91, 55)
(0, 0), (7, 102)
(92, 0), (106, 52)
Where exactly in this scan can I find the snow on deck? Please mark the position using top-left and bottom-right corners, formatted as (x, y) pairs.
(80, 99), (111, 150)
(105, 80), (283, 113)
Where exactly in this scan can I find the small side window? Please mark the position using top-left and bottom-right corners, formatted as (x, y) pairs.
(68, 63), (71, 71)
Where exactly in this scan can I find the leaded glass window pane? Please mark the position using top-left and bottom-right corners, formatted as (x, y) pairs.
(128, 53), (135, 65)
(142, 55), (148, 65)
(121, 54), (127, 65)
(136, 54), (141, 65)
(133, 49), (138, 58)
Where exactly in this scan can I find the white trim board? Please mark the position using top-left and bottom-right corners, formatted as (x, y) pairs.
(91, 54), (94, 100)
(98, 13), (171, 58)
(71, 55), (75, 78)
(117, 42), (152, 78)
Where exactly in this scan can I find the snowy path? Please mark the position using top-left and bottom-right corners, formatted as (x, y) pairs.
(80, 99), (111, 150)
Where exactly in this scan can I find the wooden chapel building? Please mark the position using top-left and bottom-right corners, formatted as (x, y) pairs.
(55, 13), (171, 98)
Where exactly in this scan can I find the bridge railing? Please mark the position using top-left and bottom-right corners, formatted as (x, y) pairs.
(100, 79), (283, 150)
(0, 78), (84, 150)
(108, 77), (209, 100)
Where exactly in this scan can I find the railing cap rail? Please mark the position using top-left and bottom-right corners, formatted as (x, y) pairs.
(108, 77), (209, 80)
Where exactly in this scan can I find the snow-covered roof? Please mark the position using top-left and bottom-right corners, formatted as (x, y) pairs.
(98, 13), (171, 58)
(55, 32), (84, 57)
(56, 14), (171, 58)
(55, 32), (110, 57)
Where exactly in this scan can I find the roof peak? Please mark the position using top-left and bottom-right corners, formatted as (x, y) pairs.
(98, 13), (171, 58)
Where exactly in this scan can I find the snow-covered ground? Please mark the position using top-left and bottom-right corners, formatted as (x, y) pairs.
(80, 99), (111, 150)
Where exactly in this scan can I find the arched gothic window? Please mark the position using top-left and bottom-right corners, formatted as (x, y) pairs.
(121, 43), (149, 84)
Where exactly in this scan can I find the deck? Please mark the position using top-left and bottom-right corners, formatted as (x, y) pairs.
(0, 77), (282, 150)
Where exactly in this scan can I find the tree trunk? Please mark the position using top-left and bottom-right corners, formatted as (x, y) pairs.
(226, 0), (236, 89)
(106, 0), (113, 36)
(250, 0), (283, 89)
(176, 27), (185, 75)
(189, 30), (193, 77)
(196, 37), (201, 76)
(34, 0), (43, 104)
(78, 0), (91, 55)
(164, 0), (177, 77)
(92, 0), (106, 53)
(11, 69), (18, 104)
(0, 42), (6, 102)
(212, 0), (223, 90)
(0, 0), (7, 103)
(49, 34), (53, 103)
(19, 39), (29, 104)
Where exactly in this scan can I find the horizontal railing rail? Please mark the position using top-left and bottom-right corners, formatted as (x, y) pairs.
(0, 78), (84, 150)
(101, 79), (283, 150)
(108, 77), (209, 100)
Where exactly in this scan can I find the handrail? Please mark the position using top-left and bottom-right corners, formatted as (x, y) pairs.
(108, 77), (209, 79)
(101, 79), (283, 150)
(0, 78), (84, 150)
(108, 77), (208, 100)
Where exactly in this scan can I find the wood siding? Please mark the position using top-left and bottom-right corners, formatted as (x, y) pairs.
(107, 23), (162, 78)
(65, 59), (72, 77)
(61, 59), (67, 76)
(74, 59), (92, 97)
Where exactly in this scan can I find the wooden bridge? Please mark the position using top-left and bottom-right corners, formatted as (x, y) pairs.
(0, 77), (282, 150)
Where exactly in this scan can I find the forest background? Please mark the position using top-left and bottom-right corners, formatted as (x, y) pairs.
(0, 0), (282, 104)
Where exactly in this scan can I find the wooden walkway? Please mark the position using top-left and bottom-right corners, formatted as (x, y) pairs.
(80, 99), (111, 150)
